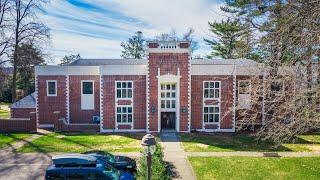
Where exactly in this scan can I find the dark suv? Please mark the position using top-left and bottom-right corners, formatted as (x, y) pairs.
(45, 154), (134, 180)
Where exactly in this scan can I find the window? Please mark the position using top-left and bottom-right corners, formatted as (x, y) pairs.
(160, 83), (176, 110)
(116, 106), (133, 123)
(47, 80), (57, 96)
(238, 80), (251, 94)
(203, 106), (220, 123)
(116, 81), (133, 99)
(204, 81), (220, 99)
(270, 81), (283, 93)
(82, 81), (93, 94)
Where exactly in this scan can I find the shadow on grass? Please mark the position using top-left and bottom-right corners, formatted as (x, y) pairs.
(19, 132), (146, 154)
(179, 132), (297, 152)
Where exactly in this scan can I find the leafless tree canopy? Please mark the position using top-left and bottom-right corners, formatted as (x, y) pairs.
(234, 0), (320, 144)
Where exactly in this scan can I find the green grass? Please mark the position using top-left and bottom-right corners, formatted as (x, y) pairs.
(180, 133), (320, 152)
(189, 156), (320, 180)
(0, 133), (32, 148)
(18, 133), (143, 153)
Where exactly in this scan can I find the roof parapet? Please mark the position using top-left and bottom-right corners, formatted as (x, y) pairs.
(146, 41), (191, 54)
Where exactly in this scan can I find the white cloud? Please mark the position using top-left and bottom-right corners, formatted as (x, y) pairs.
(41, 0), (225, 64)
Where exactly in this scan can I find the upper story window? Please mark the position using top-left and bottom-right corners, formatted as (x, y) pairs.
(160, 83), (176, 110)
(203, 81), (220, 99)
(116, 81), (133, 99)
(82, 81), (93, 94)
(47, 80), (57, 96)
(238, 80), (251, 95)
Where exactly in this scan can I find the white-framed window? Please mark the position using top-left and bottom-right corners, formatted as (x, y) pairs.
(116, 81), (133, 99)
(238, 80), (251, 95)
(81, 80), (95, 110)
(46, 80), (57, 96)
(160, 83), (176, 110)
(116, 106), (133, 124)
(203, 105), (220, 123)
(203, 81), (221, 99)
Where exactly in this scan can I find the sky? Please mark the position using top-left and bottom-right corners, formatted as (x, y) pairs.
(41, 0), (226, 64)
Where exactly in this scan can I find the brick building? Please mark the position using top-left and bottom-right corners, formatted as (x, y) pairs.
(13, 41), (265, 133)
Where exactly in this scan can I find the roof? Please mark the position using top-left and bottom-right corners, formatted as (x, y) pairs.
(68, 59), (147, 66)
(191, 58), (260, 66)
(10, 92), (36, 109)
(67, 58), (259, 66)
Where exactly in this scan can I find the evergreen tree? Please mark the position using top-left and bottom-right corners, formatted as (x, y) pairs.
(205, 18), (245, 59)
(121, 31), (146, 59)
(60, 54), (81, 65)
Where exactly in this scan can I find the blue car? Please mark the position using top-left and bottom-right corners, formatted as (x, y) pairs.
(45, 154), (134, 180)
(84, 151), (136, 173)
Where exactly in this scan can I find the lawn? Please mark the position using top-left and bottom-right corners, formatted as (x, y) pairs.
(0, 133), (32, 148)
(189, 156), (320, 180)
(18, 133), (144, 153)
(180, 133), (320, 152)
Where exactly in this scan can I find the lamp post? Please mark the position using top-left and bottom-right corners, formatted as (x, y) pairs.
(141, 134), (156, 180)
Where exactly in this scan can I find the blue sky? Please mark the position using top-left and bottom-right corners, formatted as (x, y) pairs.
(41, 0), (225, 64)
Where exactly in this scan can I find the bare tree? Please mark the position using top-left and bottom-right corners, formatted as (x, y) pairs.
(11, 0), (49, 102)
(235, 0), (320, 145)
(0, 0), (11, 64)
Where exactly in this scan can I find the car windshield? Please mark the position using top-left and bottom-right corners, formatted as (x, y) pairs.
(103, 153), (116, 163)
(102, 164), (120, 179)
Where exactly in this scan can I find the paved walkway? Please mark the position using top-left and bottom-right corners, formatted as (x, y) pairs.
(161, 132), (196, 180)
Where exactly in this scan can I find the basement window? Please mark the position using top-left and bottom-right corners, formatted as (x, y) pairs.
(116, 106), (133, 124)
(47, 80), (57, 96)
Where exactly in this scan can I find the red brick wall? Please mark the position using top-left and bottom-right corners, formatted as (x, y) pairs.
(191, 75), (234, 130)
(69, 75), (100, 124)
(11, 108), (36, 118)
(0, 112), (36, 133)
(148, 52), (190, 132)
(101, 75), (146, 130)
(37, 76), (67, 125)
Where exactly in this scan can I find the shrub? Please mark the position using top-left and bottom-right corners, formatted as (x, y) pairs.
(136, 144), (170, 180)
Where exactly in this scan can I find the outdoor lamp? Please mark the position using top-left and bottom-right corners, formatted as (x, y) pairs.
(141, 134), (156, 180)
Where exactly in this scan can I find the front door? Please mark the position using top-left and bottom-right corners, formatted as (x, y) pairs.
(161, 112), (176, 129)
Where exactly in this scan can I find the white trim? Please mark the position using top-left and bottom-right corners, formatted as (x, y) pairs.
(202, 105), (221, 125)
(196, 128), (235, 133)
(99, 74), (104, 132)
(100, 65), (147, 75)
(46, 80), (57, 96)
(81, 80), (95, 110)
(191, 64), (263, 76)
(115, 81), (134, 130)
(38, 124), (54, 128)
(66, 75), (70, 124)
(202, 81), (221, 101)
(35, 76), (39, 127)
(35, 66), (99, 75)
(202, 81), (221, 130)
(237, 80), (252, 109)
(157, 72), (181, 132)
(100, 129), (146, 133)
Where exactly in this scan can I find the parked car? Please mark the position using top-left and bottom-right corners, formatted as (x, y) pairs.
(45, 154), (134, 180)
(84, 151), (136, 173)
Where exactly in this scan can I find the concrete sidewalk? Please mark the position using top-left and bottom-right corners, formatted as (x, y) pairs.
(161, 132), (196, 180)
